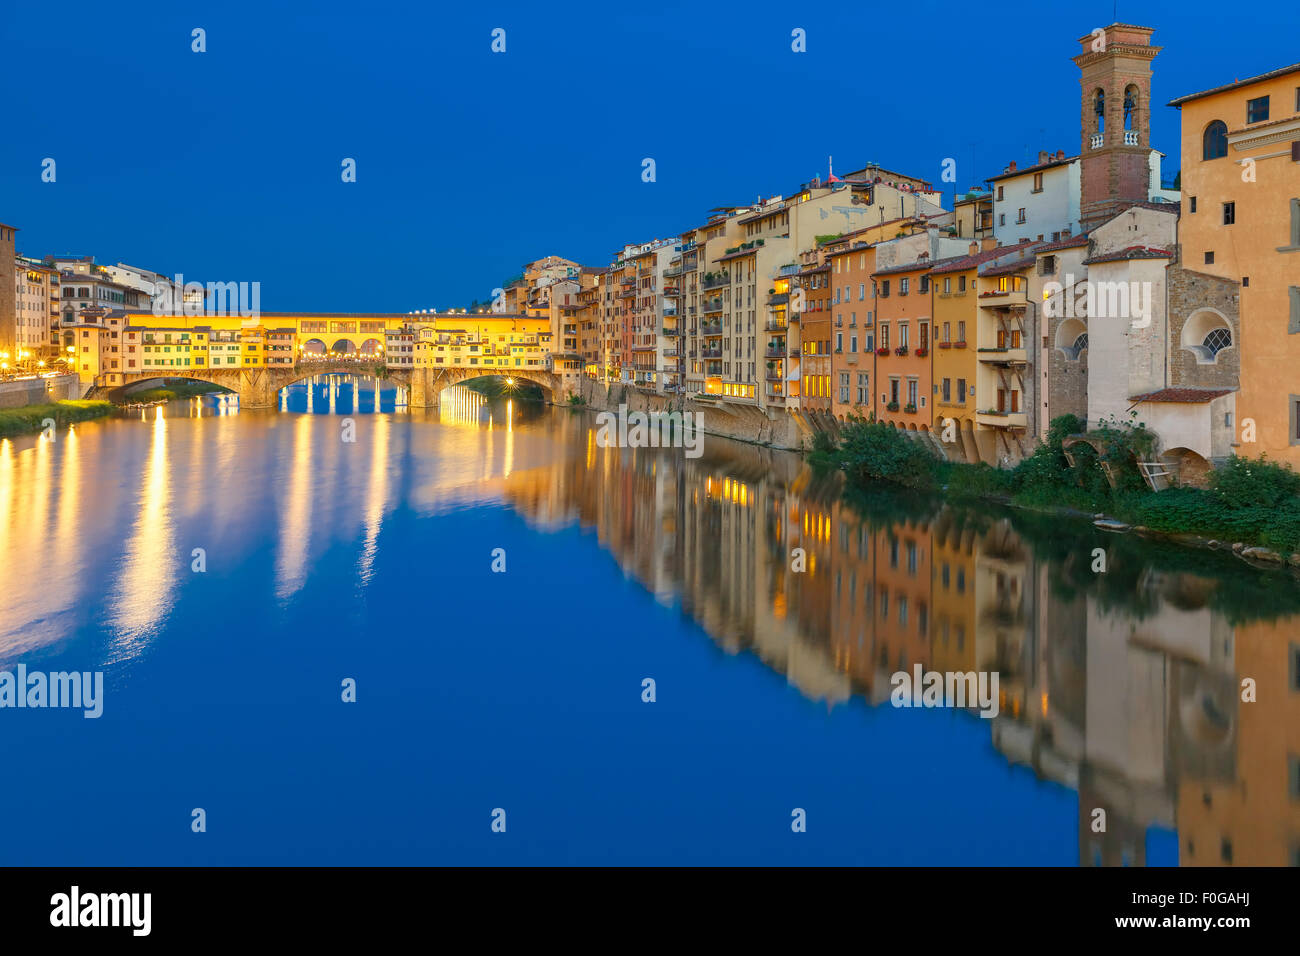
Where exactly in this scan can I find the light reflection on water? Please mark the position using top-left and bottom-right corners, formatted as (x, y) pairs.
(0, 390), (1296, 866)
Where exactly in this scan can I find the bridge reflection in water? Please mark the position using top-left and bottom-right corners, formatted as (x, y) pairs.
(279, 373), (408, 414)
(1, 398), (1295, 865)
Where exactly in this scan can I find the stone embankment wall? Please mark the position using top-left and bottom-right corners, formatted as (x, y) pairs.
(578, 378), (813, 451)
(0, 374), (83, 408)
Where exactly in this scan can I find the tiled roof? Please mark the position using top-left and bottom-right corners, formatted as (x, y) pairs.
(928, 240), (1038, 275)
(1034, 232), (1091, 253)
(980, 256), (1037, 277)
(1084, 245), (1173, 265)
(1168, 62), (1300, 106)
(985, 155), (1078, 184)
(1129, 387), (1235, 404)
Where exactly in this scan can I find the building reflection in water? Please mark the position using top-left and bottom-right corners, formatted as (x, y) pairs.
(498, 417), (1300, 867)
(0, 399), (1294, 865)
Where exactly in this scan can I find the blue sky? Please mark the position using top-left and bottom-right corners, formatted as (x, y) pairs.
(2, 0), (1294, 311)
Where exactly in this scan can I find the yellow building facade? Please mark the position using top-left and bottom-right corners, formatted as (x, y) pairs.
(1171, 64), (1300, 466)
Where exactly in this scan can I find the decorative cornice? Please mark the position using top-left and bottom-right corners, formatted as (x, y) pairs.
(1229, 117), (1300, 151)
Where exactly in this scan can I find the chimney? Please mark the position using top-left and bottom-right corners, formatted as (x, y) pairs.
(1006, 160), (1017, 173)
(968, 241), (979, 255)
(1056, 149), (1065, 160)
(1038, 150), (1050, 165)
(981, 237), (998, 251)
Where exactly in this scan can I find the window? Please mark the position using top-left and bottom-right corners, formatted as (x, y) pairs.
(900, 278), (910, 295)
(1032, 172), (1043, 192)
(999, 213), (1006, 227)
(1190, 196), (1197, 213)
(919, 275), (929, 293)
(957, 320), (966, 342)
(1293, 141), (1300, 162)
(1205, 251), (1215, 265)
(958, 276), (966, 292)
(1038, 255), (1056, 275)
(850, 333), (857, 353)
(1203, 121), (1228, 160)
(942, 378), (951, 402)
(956, 378), (966, 404)
(1016, 207), (1027, 224)
(943, 277), (951, 293)
(1202, 327), (1232, 357)
(1223, 201), (1235, 225)
(1094, 88), (1105, 132)
(997, 185), (1004, 201)
(1247, 95), (1270, 124)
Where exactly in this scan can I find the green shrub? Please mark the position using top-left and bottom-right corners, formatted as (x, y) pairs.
(837, 421), (938, 491)
(811, 430), (838, 454)
(1209, 454), (1300, 509)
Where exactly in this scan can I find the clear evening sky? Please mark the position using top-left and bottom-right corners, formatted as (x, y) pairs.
(2, 0), (1294, 311)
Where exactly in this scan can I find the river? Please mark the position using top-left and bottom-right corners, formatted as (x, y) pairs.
(0, 373), (1295, 865)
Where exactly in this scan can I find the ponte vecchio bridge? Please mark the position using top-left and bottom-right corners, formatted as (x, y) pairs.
(93, 312), (576, 408)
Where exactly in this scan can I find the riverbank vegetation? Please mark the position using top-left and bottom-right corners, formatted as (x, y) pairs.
(819, 414), (1300, 556)
(122, 380), (229, 403)
(0, 399), (113, 438)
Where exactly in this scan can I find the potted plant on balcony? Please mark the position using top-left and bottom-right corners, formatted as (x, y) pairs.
(886, 401), (900, 412)
(954, 340), (967, 349)
(894, 346), (909, 356)
(915, 347), (928, 357)
(876, 346), (890, 356)
(938, 341), (951, 349)
(904, 403), (917, 414)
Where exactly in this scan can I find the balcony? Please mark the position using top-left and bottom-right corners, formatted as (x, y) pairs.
(701, 274), (729, 291)
(764, 345), (786, 359)
(1124, 130), (1139, 146)
(765, 369), (784, 381)
(700, 322), (722, 336)
(764, 319), (788, 332)
(701, 347), (722, 359)
(663, 264), (683, 278)
(702, 298), (724, 314)
(979, 287), (1027, 305)
(661, 327), (681, 336)
(977, 409), (1028, 429)
(1090, 133), (1104, 149)
(767, 292), (789, 306)
(977, 346), (1028, 364)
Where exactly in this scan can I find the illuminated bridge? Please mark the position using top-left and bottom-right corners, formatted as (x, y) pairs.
(89, 312), (578, 408)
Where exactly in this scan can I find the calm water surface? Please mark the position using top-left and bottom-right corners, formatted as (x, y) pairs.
(0, 375), (1296, 865)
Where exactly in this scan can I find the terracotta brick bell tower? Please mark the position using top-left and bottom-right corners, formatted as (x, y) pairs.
(1074, 24), (1161, 230)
